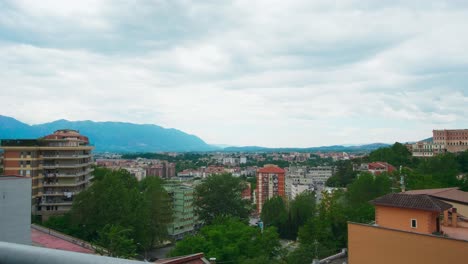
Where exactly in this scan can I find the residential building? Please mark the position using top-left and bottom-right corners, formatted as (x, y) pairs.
(285, 166), (334, 200)
(433, 129), (468, 153)
(411, 141), (445, 157)
(241, 182), (252, 201)
(358, 162), (395, 175)
(348, 193), (468, 264)
(240, 156), (247, 164)
(164, 183), (200, 240)
(122, 167), (146, 181)
(256, 165), (285, 214)
(0, 129), (94, 219)
(0, 176), (31, 245)
(404, 187), (468, 217)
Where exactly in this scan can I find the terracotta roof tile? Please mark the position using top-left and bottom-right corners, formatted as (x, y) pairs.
(371, 193), (452, 212)
(404, 188), (468, 205)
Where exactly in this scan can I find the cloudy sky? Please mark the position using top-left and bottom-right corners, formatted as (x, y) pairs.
(0, 0), (467, 147)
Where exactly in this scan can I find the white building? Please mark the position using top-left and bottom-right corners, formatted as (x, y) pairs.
(411, 142), (445, 157)
(285, 166), (334, 201)
(123, 167), (147, 181)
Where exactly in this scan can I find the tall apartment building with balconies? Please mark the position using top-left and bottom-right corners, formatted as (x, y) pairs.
(0, 129), (94, 219)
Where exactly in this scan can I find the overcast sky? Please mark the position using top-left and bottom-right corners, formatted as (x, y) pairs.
(0, 0), (467, 147)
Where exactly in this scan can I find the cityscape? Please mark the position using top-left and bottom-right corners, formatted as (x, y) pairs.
(1, 1), (468, 264)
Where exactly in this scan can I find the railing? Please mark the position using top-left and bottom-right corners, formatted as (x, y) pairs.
(42, 154), (92, 159)
(42, 162), (92, 169)
(0, 241), (146, 264)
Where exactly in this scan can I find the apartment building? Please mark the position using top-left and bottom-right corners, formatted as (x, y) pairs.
(164, 183), (200, 240)
(433, 129), (468, 153)
(256, 165), (285, 214)
(285, 166), (334, 200)
(0, 129), (94, 219)
(411, 141), (446, 157)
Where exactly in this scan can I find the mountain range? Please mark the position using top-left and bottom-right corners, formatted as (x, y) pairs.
(0, 115), (391, 153)
(0, 115), (214, 152)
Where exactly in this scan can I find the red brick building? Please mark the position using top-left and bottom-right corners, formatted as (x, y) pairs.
(433, 129), (468, 153)
(256, 165), (285, 214)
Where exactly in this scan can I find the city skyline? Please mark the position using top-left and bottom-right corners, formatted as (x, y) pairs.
(0, 1), (467, 147)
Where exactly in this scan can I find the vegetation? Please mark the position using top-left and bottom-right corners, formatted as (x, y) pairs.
(194, 173), (250, 224)
(260, 191), (316, 240)
(326, 160), (357, 187)
(43, 168), (173, 258)
(169, 218), (283, 264)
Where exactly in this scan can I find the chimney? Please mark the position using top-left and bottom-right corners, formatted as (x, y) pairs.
(443, 210), (449, 226)
(452, 208), (458, 228)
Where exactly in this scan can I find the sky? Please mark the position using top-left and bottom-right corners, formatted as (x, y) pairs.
(0, 0), (467, 147)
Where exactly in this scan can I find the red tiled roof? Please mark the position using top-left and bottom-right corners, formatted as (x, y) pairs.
(257, 166), (285, 174)
(371, 193), (452, 212)
(404, 188), (468, 205)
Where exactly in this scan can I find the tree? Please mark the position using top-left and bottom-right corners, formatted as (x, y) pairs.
(326, 160), (357, 187)
(288, 191), (316, 240)
(169, 218), (281, 263)
(94, 224), (137, 259)
(194, 173), (250, 224)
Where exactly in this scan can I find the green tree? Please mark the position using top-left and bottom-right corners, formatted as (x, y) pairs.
(326, 160), (357, 187)
(169, 218), (281, 263)
(194, 173), (250, 224)
(288, 191), (316, 240)
(261, 196), (288, 238)
(94, 224), (137, 259)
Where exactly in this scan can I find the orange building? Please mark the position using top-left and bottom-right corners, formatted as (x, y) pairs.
(256, 165), (285, 214)
(372, 193), (451, 234)
(1, 130), (94, 219)
(348, 193), (468, 264)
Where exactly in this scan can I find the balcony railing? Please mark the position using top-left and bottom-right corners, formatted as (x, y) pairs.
(42, 162), (92, 169)
(44, 169), (94, 178)
(0, 241), (146, 264)
(43, 180), (89, 187)
(42, 154), (92, 159)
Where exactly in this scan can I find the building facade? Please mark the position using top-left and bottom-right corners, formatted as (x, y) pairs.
(0, 130), (94, 219)
(285, 166), (334, 200)
(0, 176), (31, 245)
(164, 183), (200, 240)
(433, 129), (468, 153)
(411, 141), (446, 157)
(256, 165), (285, 214)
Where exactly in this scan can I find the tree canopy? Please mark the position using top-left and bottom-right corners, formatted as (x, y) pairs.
(169, 218), (282, 264)
(44, 168), (173, 258)
(194, 173), (250, 224)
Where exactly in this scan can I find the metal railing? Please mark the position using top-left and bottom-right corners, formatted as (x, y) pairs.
(0, 241), (146, 264)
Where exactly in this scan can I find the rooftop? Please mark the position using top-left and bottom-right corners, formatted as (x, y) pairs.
(404, 187), (468, 205)
(257, 165), (285, 174)
(371, 193), (453, 212)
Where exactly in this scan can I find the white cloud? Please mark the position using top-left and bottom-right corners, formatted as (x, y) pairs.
(0, 0), (467, 147)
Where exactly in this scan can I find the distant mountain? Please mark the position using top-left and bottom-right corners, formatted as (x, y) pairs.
(222, 143), (390, 153)
(0, 115), (216, 152)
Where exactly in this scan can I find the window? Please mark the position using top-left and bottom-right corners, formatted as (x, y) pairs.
(411, 219), (417, 228)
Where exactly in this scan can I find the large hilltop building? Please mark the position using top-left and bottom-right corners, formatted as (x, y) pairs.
(433, 129), (468, 153)
(0, 129), (94, 220)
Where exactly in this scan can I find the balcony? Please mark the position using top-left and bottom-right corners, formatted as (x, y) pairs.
(44, 169), (94, 178)
(42, 162), (92, 169)
(40, 200), (73, 206)
(42, 154), (92, 160)
(43, 180), (89, 187)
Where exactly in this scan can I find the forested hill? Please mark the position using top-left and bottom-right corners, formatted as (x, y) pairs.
(0, 115), (215, 152)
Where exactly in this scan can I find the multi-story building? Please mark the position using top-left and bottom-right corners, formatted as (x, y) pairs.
(0, 129), (94, 219)
(357, 162), (395, 175)
(256, 165), (285, 214)
(285, 166), (334, 200)
(164, 183), (200, 240)
(433, 129), (468, 153)
(411, 141), (446, 157)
